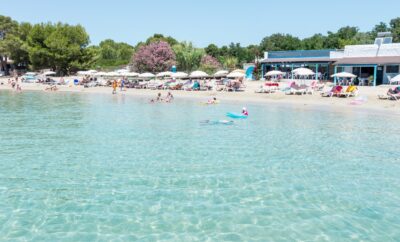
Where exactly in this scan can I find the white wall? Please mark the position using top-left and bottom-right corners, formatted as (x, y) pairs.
(343, 43), (400, 57)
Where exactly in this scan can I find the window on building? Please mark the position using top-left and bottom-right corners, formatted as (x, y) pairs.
(386, 65), (399, 73)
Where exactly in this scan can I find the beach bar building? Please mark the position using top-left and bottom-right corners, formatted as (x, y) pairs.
(261, 49), (338, 81)
(260, 33), (400, 86)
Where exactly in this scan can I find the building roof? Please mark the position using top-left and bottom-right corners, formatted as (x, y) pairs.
(335, 56), (400, 65)
(261, 57), (335, 63)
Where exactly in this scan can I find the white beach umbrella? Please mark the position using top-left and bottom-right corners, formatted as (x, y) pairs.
(87, 69), (98, 74)
(331, 72), (357, 78)
(124, 72), (139, 77)
(77, 71), (87, 76)
(171, 72), (188, 79)
(116, 69), (129, 73)
(43, 71), (56, 76)
(231, 69), (245, 74)
(94, 71), (107, 76)
(156, 71), (173, 77)
(391, 74), (400, 82)
(265, 70), (285, 77)
(227, 71), (245, 78)
(292, 68), (315, 76)
(214, 70), (229, 77)
(189, 70), (209, 78)
(139, 72), (155, 78)
(25, 72), (37, 76)
(105, 72), (118, 77)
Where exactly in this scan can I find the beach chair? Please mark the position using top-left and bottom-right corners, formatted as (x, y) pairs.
(339, 86), (358, 98)
(306, 81), (317, 95)
(289, 83), (307, 95)
(321, 85), (342, 97)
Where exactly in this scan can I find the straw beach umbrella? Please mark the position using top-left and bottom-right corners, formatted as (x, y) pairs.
(214, 70), (229, 77)
(227, 71), (245, 78)
(189, 71), (209, 78)
(231, 69), (245, 74)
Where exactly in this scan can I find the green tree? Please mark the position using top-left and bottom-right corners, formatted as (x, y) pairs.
(94, 39), (134, 69)
(0, 15), (19, 74)
(145, 34), (178, 46)
(390, 17), (400, 42)
(246, 44), (261, 60)
(205, 44), (219, 58)
(260, 34), (302, 51)
(371, 22), (390, 38)
(27, 22), (90, 74)
(222, 56), (238, 70)
(172, 42), (204, 72)
(302, 34), (326, 50)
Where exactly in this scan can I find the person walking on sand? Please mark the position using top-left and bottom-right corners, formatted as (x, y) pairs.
(112, 80), (117, 94)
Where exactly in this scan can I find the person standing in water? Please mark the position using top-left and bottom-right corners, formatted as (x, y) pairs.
(112, 80), (117, 94)
(120, 79), (125, 91)
(166, 92), (174, 102)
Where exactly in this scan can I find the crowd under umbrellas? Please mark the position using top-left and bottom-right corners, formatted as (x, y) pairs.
(72, 69), (247, 92)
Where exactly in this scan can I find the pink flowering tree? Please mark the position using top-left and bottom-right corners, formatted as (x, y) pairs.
(200, 54), (222, 74)
(132, 41), (176, 73)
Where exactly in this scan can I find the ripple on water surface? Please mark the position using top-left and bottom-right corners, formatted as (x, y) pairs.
(0, 90), (400, 241)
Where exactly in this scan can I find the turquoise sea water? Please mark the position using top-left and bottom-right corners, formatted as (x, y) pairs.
(0, 90), (400, 241)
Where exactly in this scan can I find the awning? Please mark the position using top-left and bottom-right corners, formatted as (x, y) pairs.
(261, 57), (335, 63)
(335, 56), (400, 65)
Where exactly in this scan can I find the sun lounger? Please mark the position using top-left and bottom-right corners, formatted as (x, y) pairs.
(321, 86), (343, 97)
(287, 84), (307, 95)
(339, 86), (358, 98)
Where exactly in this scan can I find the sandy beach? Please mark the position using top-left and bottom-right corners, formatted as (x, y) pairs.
(1, 77), (399, 115)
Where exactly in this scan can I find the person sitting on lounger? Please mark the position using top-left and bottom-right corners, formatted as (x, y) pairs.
(387, 86), (400, 95)
(192, 80), (200, 91)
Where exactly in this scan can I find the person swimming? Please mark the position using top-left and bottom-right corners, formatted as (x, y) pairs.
(207, 97), (218, 104)
(242, 107), (248, 116)
(150, 93), (163, 103)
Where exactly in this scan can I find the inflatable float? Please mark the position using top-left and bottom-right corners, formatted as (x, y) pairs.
(226, 112), (248, 119)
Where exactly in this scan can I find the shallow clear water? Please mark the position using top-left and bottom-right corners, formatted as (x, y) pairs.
(0, 90), (400, 241)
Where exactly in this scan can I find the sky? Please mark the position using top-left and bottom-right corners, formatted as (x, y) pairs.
(2, 0), (400, 47)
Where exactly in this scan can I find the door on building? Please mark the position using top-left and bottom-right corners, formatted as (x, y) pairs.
(376, 66), (384, 85)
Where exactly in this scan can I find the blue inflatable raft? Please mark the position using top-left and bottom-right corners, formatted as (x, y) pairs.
(226, 112), (248, 119)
